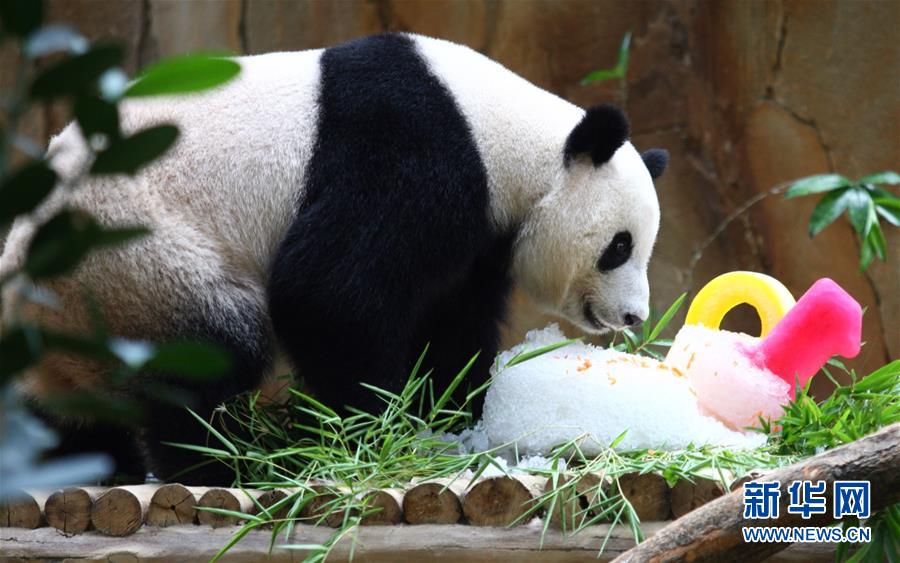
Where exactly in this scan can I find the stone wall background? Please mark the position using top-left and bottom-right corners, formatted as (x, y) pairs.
(3, 0), (897, 395)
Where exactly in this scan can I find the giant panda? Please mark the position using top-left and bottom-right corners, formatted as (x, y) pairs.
(1, 33), (667, 485)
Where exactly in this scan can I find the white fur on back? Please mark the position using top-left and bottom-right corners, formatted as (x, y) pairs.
(2, 50), (322, 285)
(413, 35), (585, 230)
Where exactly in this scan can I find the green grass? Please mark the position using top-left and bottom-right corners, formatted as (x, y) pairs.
(189, 296), (898, 562)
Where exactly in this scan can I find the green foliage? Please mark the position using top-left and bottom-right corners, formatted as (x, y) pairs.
(0, 161), (56, 226)
(29, 44), (124, 99)
(196, 291), (897, 561)
(126, 53), (241, 97)
(581, 31), (631, 84)
(0, 0), (42, 38)
(0, 0), (240, 496)
(766, 360), (899, 457)
(90, 124), (179, 175)
(766, 360), (900, 562)
(23, 210), (149, 279)
(785, 172), (899, 271)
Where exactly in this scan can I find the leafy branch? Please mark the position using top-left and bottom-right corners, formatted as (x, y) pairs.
(785, 172), (899, 271)
(0, 0), (240, 497)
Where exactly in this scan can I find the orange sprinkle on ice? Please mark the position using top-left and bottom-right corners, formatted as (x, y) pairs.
(577, 359), (592, 372)
(607, 374), (617, 385)
(686, 353), (696, 370)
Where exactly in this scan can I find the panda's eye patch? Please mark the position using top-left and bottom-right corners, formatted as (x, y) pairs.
(597, 231), (632, 272)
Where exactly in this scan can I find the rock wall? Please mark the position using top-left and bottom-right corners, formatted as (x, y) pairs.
(5, 0), (897, 394)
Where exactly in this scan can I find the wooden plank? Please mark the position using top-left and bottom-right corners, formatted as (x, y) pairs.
(0, 522), (836, 562)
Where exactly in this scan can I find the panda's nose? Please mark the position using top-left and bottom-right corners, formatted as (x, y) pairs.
(623, 313), (644, 327)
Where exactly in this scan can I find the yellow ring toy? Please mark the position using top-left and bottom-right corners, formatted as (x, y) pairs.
(685, 271), (796, 337)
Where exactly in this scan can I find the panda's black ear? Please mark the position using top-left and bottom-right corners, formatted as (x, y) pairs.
(564, 104), (629, 167)
(641, 148), (668, 179)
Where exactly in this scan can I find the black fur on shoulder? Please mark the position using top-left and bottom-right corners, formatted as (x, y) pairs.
(641, 148), (668, 179)
(564, 103), (630, 167)
(268, 33), (512, 416)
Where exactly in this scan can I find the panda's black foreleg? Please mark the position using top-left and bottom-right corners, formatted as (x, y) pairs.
(137, 303), (273, 486)
(269, 292), (416, 416)
(412, 235), (515, 420)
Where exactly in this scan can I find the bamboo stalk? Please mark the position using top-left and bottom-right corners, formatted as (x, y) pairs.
(402, 478), (465, 525)
(44, 487), (105, 534)
(0, 490), (50, 529)
(462, 475), (545, 526)
(91, 485), (158, 536)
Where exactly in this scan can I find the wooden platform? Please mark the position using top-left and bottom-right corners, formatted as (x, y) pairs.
(0, 522), (836, 562)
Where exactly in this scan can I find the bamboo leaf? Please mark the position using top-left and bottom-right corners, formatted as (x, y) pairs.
(90, 125), (178, 175)
(0, 162), (57, 227)
(126, 54), (241, 97)
(504, 338), (580, 368)
(784, 174), (853, 198)
(874, 198), (900, 227)
(846, 188), (874, 236)
(144, 341), (231, 380)
(867, 222), (886, 261)
(807, 187), (852, 237)
(858, 171), (900, 186)
(647, 293), (686, 342)
(185, 408), (239, 455)
(30, 44), (123, 100)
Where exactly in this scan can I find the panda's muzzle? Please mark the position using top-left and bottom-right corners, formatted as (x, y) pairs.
(582, 300), (611, 332)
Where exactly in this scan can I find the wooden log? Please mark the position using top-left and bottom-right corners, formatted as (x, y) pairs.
(44, 487), (105, 534)
(463, 475), (545, 526)
(0, 490), (50, 529)
(91, 485), (158, 536)
(729, 469), (769, 492)
(255, 489), (290, 521)
(615, 472), (670, 521)
(360, 489), (403, 526)
(403, 479), (465, 524)
(196, 488), (259, 528)
(147, 484), (202, 527)
(544, 472), (607, 530)
(300, 485), (351, 528)
(670, 477), (726, 518)
(613, 423), (900, 563)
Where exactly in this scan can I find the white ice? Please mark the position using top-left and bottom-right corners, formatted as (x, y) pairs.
(481, 324), (767, 455)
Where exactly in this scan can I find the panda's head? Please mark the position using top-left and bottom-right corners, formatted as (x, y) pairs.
(512, 104), (667, 333)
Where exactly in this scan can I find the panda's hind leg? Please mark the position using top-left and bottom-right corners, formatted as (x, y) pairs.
(136, 289), (273, 485)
